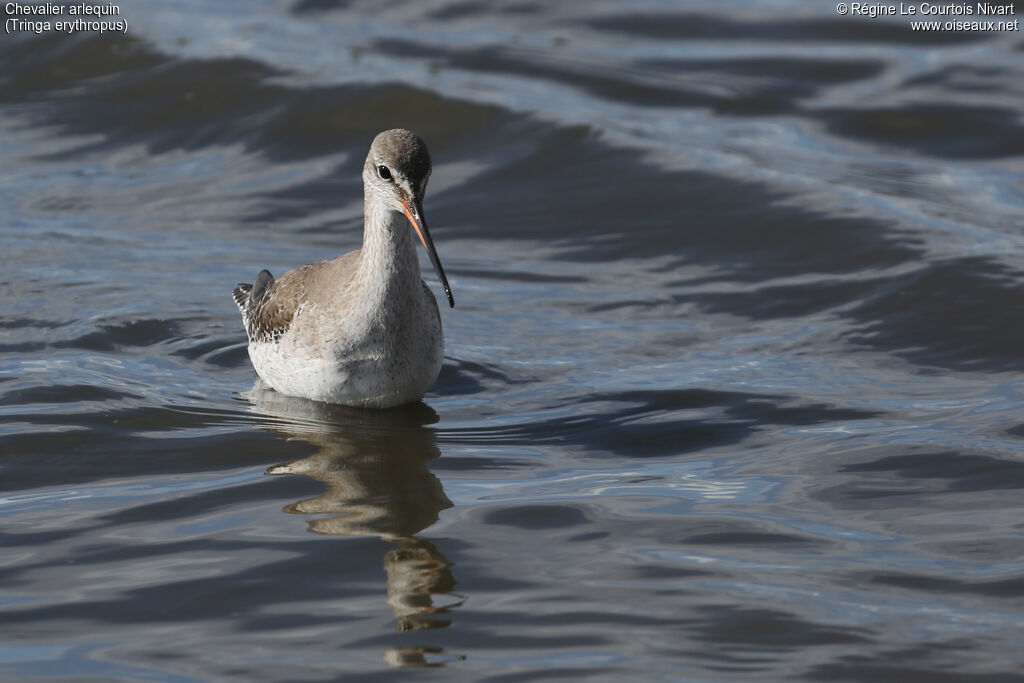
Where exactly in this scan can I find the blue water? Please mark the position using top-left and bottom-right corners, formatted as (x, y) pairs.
(2, 1), (1023, 680)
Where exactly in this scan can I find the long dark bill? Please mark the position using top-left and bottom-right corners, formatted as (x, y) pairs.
(402, 200), (455, 308)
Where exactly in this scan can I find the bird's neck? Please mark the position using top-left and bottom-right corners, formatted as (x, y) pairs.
(356, 198), (422, 303)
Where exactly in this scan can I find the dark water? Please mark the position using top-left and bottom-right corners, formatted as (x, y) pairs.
(2, 0), (1024, 679)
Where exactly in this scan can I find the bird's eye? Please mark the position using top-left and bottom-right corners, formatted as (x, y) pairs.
(377, 165), (392, 181)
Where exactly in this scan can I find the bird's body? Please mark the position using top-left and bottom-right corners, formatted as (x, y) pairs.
(233, 129), (454, 408)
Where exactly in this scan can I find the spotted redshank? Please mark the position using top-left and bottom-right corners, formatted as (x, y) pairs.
(233, 129), (454, 408)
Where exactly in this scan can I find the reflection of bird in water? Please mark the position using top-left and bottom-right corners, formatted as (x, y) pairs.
(247, 383), (463, 645)
(267, 425), (450, 540)
(386, 537), (457, 632)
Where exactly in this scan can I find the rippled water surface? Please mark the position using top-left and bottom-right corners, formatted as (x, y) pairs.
(2, 1), (1024, 680)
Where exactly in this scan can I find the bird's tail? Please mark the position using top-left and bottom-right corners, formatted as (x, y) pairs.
(232, 283), (253, 313)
